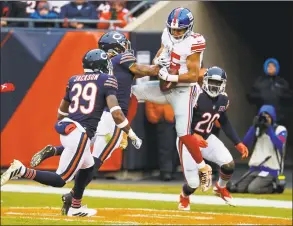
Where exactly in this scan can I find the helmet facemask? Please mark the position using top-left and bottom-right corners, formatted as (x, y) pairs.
(166, 21), (193, 44)
(203, 76), (226, 98)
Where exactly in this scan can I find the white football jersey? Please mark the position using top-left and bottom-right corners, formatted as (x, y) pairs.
(161, 28), (206, 76)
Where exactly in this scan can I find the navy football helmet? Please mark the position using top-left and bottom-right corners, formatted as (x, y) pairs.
(98, 31), (133, 56)
(82, 49), (113, 75)
(166, 7), (194, 43)
(202, 66), (227, 97)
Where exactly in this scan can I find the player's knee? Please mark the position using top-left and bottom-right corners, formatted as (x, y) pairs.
(220, 160), (235, 175)
(94, 157), (103, 171)
(54, 177), (66, 187)
(186, 176), (200, 189)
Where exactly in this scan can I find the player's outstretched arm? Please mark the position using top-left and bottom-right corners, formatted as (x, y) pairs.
(219, 112), (249, 159)
(57, 99), (70, 120)
(106, 95), (142, 149)
(130, 63), (160, 77)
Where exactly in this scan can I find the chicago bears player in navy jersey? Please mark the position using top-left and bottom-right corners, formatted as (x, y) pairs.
(177, 67), (249, 210)
(0, 49), (142, 217)
(30, 31), (160, 215)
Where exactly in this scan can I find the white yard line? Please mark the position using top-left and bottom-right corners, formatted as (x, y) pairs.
(1, 184), (292, 209)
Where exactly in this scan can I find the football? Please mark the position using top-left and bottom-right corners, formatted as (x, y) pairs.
(159, 68), (178, 92)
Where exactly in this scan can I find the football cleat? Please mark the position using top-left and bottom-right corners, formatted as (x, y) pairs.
(178, 193), (190, 211)
(1, 160), (24, 186)
(213, 182), (236, 206)
(67, 205), (97, 217)
(61, 193), (73, 215)
(30, 145), (56, 167)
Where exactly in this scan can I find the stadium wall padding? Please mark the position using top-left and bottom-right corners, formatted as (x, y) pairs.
(1, 30), (129, 171)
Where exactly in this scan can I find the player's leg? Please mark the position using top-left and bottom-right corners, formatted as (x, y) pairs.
(30, 145), (64, 167)
(202, 134), (235, 206)
(167, 86), (208, 186)
(128, 81), (168, 124)
(1, 130), (88, 189)
(61, 112), (123, 214)
(56, 129), (96, 216)
(176, 138), (200, 211)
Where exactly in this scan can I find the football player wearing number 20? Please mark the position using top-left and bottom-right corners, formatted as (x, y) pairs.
(178, 66), (249, 210)
(127, 7), (212, 191)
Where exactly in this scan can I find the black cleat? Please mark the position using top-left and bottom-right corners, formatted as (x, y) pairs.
(30, 145), (56, 167)
(61, 193), (73, 216)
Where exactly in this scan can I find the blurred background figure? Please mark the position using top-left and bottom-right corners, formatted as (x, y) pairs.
(29, 1), (58, 27)
(145, 101), (178, 181)
(47, 1), (69, 14)
(97, 0), (132, 30)
(60, 0), (97, 29)
(228, 105), (287, 194)
(0, 1), (27, 27)
(246, 58), (293, 124)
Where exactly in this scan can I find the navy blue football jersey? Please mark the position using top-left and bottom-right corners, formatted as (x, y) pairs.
(192, 88), (229, 139)
(64, 73), (118, 138)
(109, 51), (136, 115)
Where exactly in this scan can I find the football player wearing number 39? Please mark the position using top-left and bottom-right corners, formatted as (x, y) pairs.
(178, 67), (249, 210)
(0, 49), (142, 217)
(127, 7), (212, 191)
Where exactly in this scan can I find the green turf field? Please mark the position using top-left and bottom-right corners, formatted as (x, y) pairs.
(1, 181), (292, 225)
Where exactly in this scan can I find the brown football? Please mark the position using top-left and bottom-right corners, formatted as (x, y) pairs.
(159, 68), (178, 92)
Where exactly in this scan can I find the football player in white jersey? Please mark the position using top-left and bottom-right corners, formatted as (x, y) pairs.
(127, 7), (212, 191)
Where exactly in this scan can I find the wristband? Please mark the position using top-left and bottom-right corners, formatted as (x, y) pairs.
(58, 109), (69, 116)
(128, 128), (136, 138)
(117, 119), (129, 128)
(167, 74), (179, 82)
(110, 106), (121, 113)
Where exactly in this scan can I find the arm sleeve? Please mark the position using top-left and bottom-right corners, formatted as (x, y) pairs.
(218, 112), (241, 145)
(266, 126), (287, 153)
(242, 126), (256, 148)
(120, 52), (137, 69)
(104, 76), (118, 97)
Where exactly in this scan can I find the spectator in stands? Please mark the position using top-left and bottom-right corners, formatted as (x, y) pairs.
(29, 1), (58, 28)
(246, 58), (293, 123)
(30, 2), (58, 19)
(0, 1), (27, 27)
(145, 101), (178, 181)
(98, 0), (132, 30)
(47, 1), (69, 14)
(60, 0), (97, 29)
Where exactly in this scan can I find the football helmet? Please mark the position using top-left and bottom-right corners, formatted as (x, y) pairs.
(82, 49), (113, 75)
(202, 66), (227, 97)
(98, 31), (133, 56)
(166, 7), (194, 44)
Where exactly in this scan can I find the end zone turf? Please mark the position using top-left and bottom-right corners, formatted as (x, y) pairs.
(1, 207), (292, 225)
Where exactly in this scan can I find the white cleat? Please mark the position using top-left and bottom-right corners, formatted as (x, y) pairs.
(1, 160), (24, 186)
(67, 205), (97, 217)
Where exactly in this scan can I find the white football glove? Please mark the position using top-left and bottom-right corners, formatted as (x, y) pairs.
(128, 129), (142, 149)
(154, 49), (170, 68)
(158, 67), (179, 82)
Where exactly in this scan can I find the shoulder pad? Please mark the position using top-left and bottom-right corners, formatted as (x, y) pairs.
(190, 33), (206, 53)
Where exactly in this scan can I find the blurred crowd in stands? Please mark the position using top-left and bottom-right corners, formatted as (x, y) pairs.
(0, 0), (153, 29)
